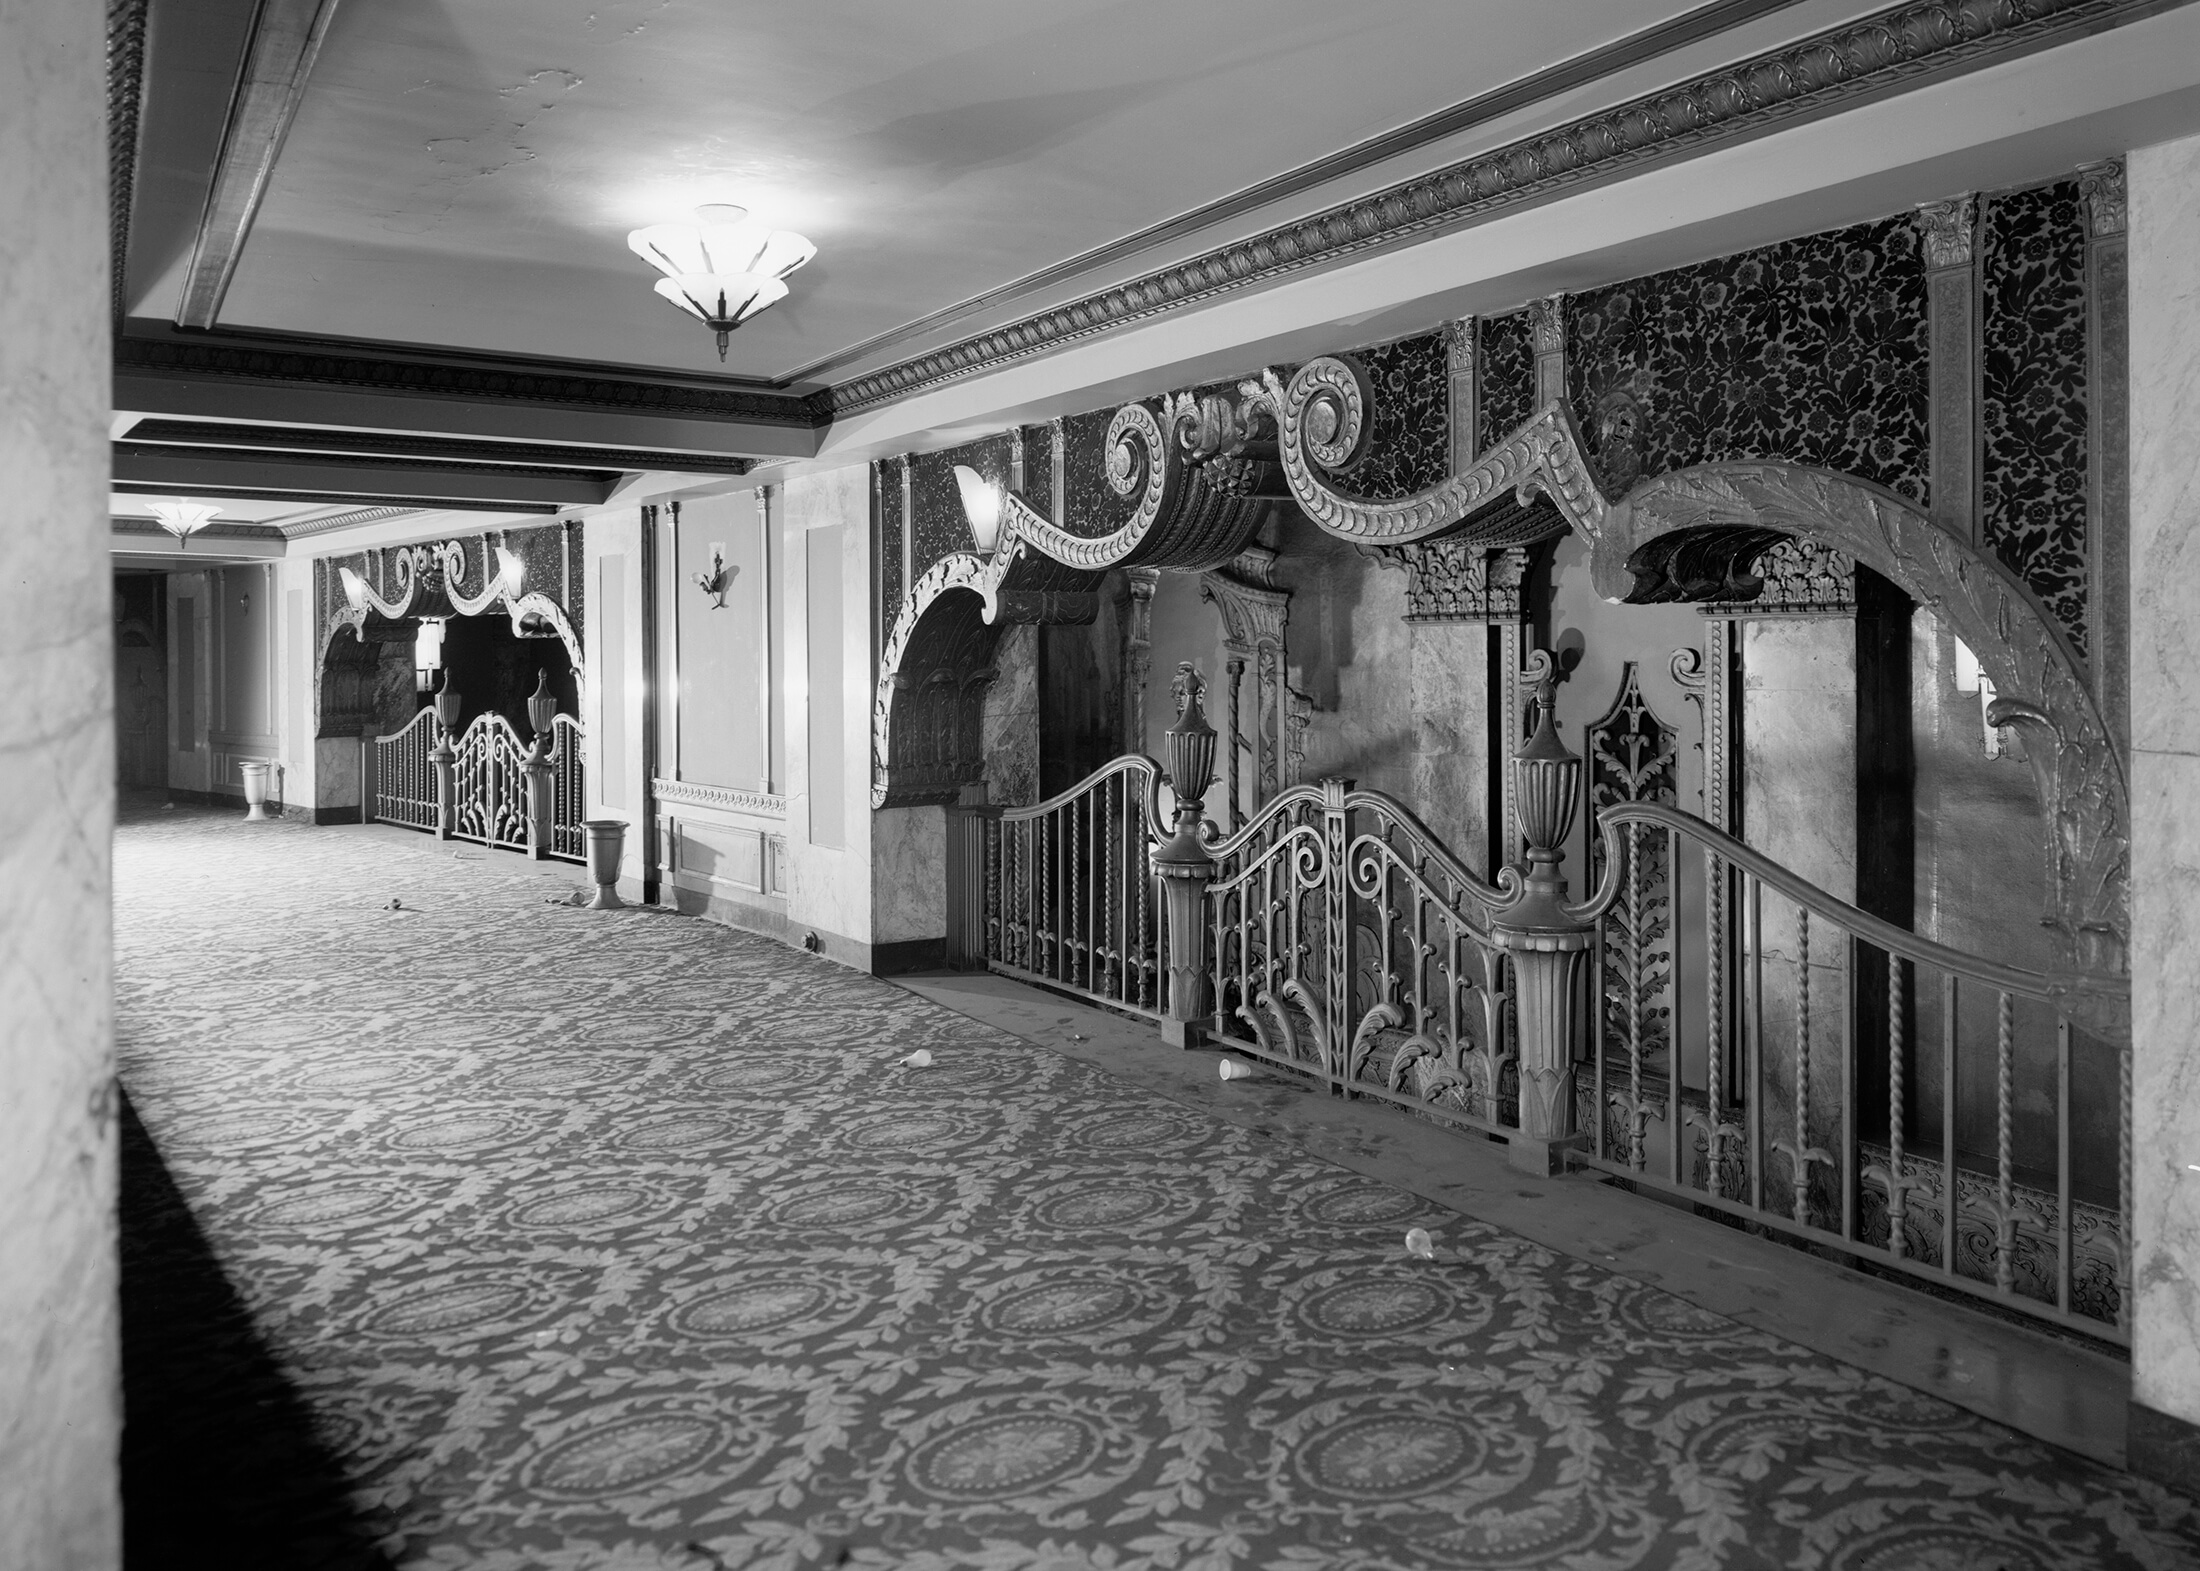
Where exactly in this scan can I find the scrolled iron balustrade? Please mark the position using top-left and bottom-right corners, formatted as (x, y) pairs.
(943, 653), (2128, 1343)
(366, 707), (589, 864)
(1584, 799), (2130, 1342)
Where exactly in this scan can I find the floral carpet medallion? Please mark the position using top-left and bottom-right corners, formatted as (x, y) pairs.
(114, 808), (2199, 1570)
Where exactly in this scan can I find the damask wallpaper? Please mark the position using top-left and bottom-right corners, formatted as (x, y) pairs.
(1476, 309), (1537, 453)
(1334, 332), (1449, 500)
(1564, 216), (1930, 505)
(876, 464), (904, 640)
(1980, 179), (2091, 655)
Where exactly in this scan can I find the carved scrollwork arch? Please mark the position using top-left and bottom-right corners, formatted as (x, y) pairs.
(1255, 371), (2125, 982)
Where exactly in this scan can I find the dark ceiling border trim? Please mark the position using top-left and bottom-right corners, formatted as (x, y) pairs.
(120, 419), (755, 475)
(116, 333), (833, 427)
(780, 0), (1807, 385)
(828, 0), (2188, 415)
(110, 479), (563, 515)
(107, 0), (148, 325)
(113, 441), (621, 485)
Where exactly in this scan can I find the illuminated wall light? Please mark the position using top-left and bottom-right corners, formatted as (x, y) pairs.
(952, 464), (1005, 554)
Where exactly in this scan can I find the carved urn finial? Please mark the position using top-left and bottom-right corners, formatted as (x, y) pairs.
(1157, 662), (1218, 868)
(430, 671), (462, 733)
(1509, 649), (1583, 925)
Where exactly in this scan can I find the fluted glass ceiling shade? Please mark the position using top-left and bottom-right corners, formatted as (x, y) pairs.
(146, 499), (221, 546)
(628, 204), (816, 361)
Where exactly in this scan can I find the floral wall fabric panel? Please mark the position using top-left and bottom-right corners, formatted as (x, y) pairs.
(1564, 216), (1930, 505)
(1476, 310), (1537, 452)
(1980, 180), (2091, 656)
(1335, 332), (1449, 499)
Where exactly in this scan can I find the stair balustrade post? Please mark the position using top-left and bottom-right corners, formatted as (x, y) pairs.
(523, 671), (557, 859)
(1488, 651), (1598, 1176)
(430, 682), (461, 840)
(1155, 662), (1218, 1049)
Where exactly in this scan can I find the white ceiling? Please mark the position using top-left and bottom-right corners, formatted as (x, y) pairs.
(126, 0), (1729, 383)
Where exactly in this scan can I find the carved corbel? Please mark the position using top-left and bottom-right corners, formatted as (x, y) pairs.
(1244, 359), (1604, 549)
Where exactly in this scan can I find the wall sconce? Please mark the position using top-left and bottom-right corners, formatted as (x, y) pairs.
(952, 465), (1005, 554)
(495, 545), (526, 597)
(1951, 636), (2004, 760)
(693, 543), (733, 609)
(339, 566), (369, 611)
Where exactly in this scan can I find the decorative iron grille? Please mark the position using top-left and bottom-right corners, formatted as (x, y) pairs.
(370, 709), (440, 831)
(1204, 779), (1517, 1134)
(979, 756), (1165, 1018)
(450, 714), (529, 852)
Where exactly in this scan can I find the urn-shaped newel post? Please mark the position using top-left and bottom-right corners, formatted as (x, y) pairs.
(1488, 649), (1594, 1172)
(1156, 662), (1218, 1049)
(523, 669), (558, 858)
(429, 674), (460, 839)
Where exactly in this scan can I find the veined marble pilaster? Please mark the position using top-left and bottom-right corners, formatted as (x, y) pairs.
(2082, 159), (2130, 755)
(2126, 130), (2200, 1492)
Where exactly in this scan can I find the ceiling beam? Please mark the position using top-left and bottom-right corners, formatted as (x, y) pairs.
(111, 443), (604, 508)
(118, 418), (755, 475)
(177, 0), (343, 329)
(116, 331), (825, 459)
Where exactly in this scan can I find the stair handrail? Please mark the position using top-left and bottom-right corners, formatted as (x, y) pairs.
(1594, 801), (2129, 1017)
(996, 752), (1167, 835)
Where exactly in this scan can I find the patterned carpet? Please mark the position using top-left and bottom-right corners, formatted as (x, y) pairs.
(114, 804), (2199, 1570)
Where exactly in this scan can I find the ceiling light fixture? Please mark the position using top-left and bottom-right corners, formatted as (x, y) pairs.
(146, 498), (222, 548)
(627, 204), (815, 361)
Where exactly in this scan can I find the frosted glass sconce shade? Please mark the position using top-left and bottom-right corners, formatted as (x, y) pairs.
(953, 464), (1004, 554)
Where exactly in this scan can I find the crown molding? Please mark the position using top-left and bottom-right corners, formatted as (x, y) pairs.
(826, 0), (2188, 416)
(778, 0), (1802, 387)
(110, 516), (287, 541)
(276, 506), (421, 540)
(107, 0), (148, 325)
(117, 330), (832, 427)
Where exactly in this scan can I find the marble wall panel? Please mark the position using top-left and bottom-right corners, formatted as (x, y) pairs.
(2128, 130), (2200, 1456)
(981, 624), (1040, 810)
(0, 0), (119, 1559)
(873, 806), (947, 945)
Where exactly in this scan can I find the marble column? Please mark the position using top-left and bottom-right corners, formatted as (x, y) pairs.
(1409, 622), (1493, 875)
(2127, 128), (2200, 1491)
(0, 0), (119, 1561)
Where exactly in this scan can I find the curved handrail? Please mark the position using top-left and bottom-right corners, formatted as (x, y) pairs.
(374, 707), (441, 747)
(1596, 802), (2127, 1007)
(997, 752), (1166, 840)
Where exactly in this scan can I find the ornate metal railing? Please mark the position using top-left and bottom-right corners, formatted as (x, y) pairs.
(1204, 780), (1519, 1135)
(451, 714), (529, 852)
(943, 653), (2130, 1344)
(365, 704), (587, 864)
(1585, 801), (2129, 1341)
(547, 714), (586, 860)
(967, 755), (1166, 1018)
(370, 709), (441, 831)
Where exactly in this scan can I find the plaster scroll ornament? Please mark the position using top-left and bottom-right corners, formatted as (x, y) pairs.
(1243, 360), (1606, 548)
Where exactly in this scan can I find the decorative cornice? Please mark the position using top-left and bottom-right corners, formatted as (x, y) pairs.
(824, 0), (2174, 417)
(1915, 193), (1978, 269)
(652, 777), (787, 818)
(118, 334), (830, 427)
(1376, 539), (1536, 622)
(278, 506), (419, 540)
(110, 517), (285, 541)
(2078, 157), (2128, 238)
(107, 0), (148, 324)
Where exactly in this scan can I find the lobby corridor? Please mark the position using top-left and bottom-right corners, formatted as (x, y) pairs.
(114, 807), (2200, 1570)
